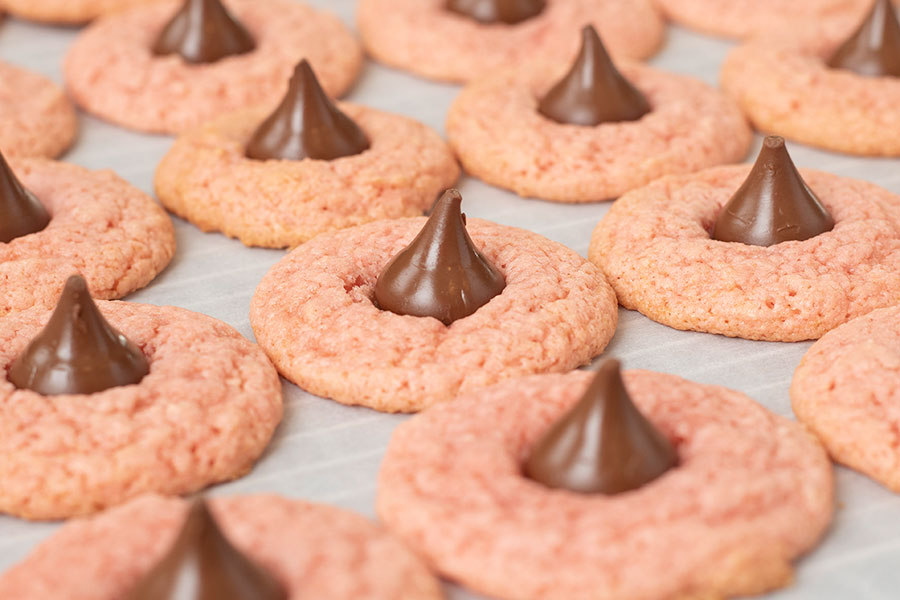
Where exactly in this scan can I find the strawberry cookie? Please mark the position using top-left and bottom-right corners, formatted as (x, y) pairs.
(1, 0), (162, 24)
(447, 26), (751, 202)
(250, 189), (618, 412)
(378, 364), (833, 600)
(654, 0), (881, 39)
(0, 495), (442, 599)
(0, 155), (174, 315)
(0, 62), (76, 158)
(64, 0), (362, 134)
(590, 136), (900, 341)
(357, 0), (664, 83)
(792, 305), (900, 493)
(722, 0), (900, 156)
(156, 60), (459, 248)
(0, 276), (282, 520)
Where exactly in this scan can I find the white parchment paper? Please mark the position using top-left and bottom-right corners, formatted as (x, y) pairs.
(0, 2), (897, 597)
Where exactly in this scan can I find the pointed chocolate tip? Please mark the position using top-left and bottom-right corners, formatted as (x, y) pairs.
(538, 25), (650, 126)
(8, 274), (150, 396)
(446, 0), (546, 25)
(245, 59), (370, 162)
(62, 273), (88, 295)
(0, 151), (50, 244)
(293, 58), (314, 82)
(433, 188), (463, 216)
(373, 188), (505, 325)
(124, 498), (287, 600)
(581, 23), (600, 46)
(524, 359), (677, 495)
(712, 135), (835, 247)
(152, 0), (256, 65)
(827, 0), (900, 77)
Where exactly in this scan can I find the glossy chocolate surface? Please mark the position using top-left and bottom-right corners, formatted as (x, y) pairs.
(374, 189), (505, 325)
(524, 360), (678, 495)
(8, 275), (150, 395)
(539, 25), (651, 126)
(152, 0), (256, 65)
(0, 151), (50, 243)
(446, 0), (545, 25)
(828, 0), (900, 77)
(246, 59), (369, 161)
(712, 136), (834, 247)
(123, 500), (287, 600)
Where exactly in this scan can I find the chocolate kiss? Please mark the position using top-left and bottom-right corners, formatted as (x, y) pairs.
(246, 59), (370, 162)
(373, 188), (506, 325)
(123, 500), (287, 600)
(712, 136), (834, 247)
(828, 0), (900, 77)
(446, 0), (546, 25)
(7, 275), (149, 396)
(0, 151), (50, 243)
(152, 0), (256, 65)
(524, 360), (678, 495)
(538, 25), (651, 126)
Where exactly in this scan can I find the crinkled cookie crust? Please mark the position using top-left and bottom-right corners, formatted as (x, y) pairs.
(0, 62), (76, 158)
(0, 495), (442, 599)
(722, 21), (900, 156)
(378, 370), (833, 600)
(0, 158), (175, 316)
(447, 62), (751, 202)
(64, 0), (362, 133)
(357, 0), (664, 83)
(792, 305), (900, 492)
(155, 104), (459, 248)
(589, 166), (900, 341)
(0, 303), (282, 520)
(250, 217), (618, 412)
(654, 0), (875, 39)
(1, 0), (162, 24)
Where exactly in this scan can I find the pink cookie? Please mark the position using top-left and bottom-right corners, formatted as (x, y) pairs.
(0, 158), (174, 316)
(378, 370), (833, 600)
(357, 0), (665, 83)
(653, 0), (877, 39)
(0, 303), (282, 520)
(0, 494), (442, 599)
(155, 104), (459, 248)
(250, 217), (618, 412)
(792, 305), (900, 492)
(0, 62), (77, 159)
(64, 0), (362, 134)
(589, 166), (900, 341)
(721, 21), (900, 156)
(447, 62), (751, 203)
(1, 0), (163, 24)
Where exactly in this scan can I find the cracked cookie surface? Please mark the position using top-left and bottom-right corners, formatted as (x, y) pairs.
(589, 166), (900, 341)
(447, 62), (750, 202)
(0, 158), (175, 315)
(156, 104), (459, 248)
(0, 495), (441, 598)
(0, 304), (282, 520)
(357, 0), (664, 83)
(64, 0), (362, 133)
(378, 370), (833, 600)
(251, 216), (618, 412)
(0, 62), (76, 158)
(792, 305), (900, 492)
